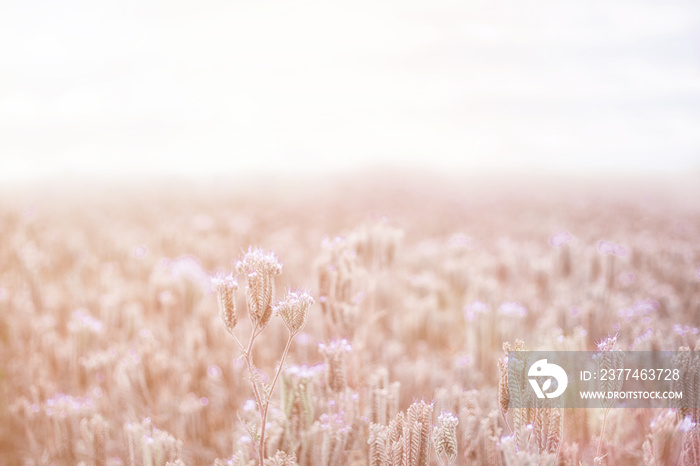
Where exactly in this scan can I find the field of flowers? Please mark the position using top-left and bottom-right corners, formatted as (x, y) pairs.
(1, 173), (698, 465)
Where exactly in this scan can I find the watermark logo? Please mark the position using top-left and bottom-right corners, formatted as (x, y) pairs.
(509, 351), (694, 408)
(528, 359), (568, 399)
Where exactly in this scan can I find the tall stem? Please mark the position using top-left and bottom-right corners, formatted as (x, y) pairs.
(257, 333), (294, 465)
(596, 409), (609, 458)
(244, 329), (263, 412)
(501, 411), (513, 435)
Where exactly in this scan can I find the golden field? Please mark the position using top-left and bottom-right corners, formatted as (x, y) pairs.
(1, 172), (699, 465)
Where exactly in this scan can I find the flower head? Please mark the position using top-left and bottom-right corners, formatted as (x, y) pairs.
(549, 230), (573, 248)
(212, 274), (238, 334)
(274, 290), (314, 335)
(236, 248), (282, 330)
(596, 333), (619, 352)
(598, 240), (627, 257)
(679, 415), (696, 432)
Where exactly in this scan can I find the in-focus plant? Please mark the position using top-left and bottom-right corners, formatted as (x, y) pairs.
(213, 247), (314, 465)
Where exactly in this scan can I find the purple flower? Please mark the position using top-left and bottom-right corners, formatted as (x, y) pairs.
(549, 231), (573, 248)
(318, 339), (352, 352)
(498, 302), (527, 317)
(456, 355), (471, 368)
(133, 245), (148, 258)
(598, 240), (627, 256)
(633, 299), (658, 314)
(679, 415), (696, 432)
(207, 365), (222, 378)
(285, 363), (325, 379)
(464, 301), (488, 321)
(673, 324), (698, 337)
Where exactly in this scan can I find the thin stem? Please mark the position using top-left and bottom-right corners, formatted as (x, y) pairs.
(244, 328), (263, 413)
(258, 332), (294, 465)
(501, 411), (513, 435)
(231, 332), (245, 353)
(596, 409), (609, 458)
(555, 411), (564, 462)
(252, 324), (265, 341)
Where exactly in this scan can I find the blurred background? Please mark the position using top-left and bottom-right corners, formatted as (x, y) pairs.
(1, 0), (699, 182)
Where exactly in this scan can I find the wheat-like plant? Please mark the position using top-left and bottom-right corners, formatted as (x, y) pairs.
(212, 274), (238, 336)
(643, 409), (683, 465)
(367, 399), (434, 466)
(124, 417), (183, 466)
(5, 175), (700, 464)
(433, 411), (458, 466)
(499, 340), (527, 440)
(214, 248), (314, 465)
(594, 333), (624, 460)
(673, 348), (700, 425)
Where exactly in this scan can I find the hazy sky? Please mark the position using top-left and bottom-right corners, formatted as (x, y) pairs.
(1, 0), (699, 180)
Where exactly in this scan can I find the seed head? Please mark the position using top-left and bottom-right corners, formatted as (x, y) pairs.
(434, 411), (459, 466)
(596, 333), (619, 352)
(236, 248), (282, 330)
(318, 339), (352, 392)
(274, 290), (314, 335)
(212, 275), (238, 335)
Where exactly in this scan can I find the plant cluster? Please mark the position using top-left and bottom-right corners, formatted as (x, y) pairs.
(1, 177), (699, 464)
